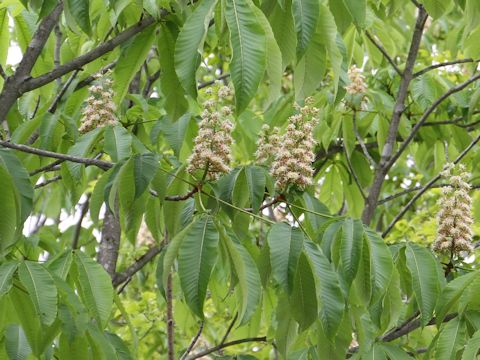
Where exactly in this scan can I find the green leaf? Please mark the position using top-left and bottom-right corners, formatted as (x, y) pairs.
(342, 0), (366, 28)
(18, 261), (58, 326)
(292, 0), (319, 57)
(243, 165), (266, 213)
(0, 164), (19, 254)
(156, 113), (192, 157)
(5, 324), (32, 360)
(462, 329), (480, 360)
(46, 251), (73, 280)
(225, 0), (267, 113)
(74, 251), (114, 328)
(132, 153), (159, 199)
(290, 252), (318, 331)
(113, 24), (156, 103)
(0, 262), (18, 297)
(174, 0), (217, 97)
(0, 149), (33, 224)
(405, 243), (441, 326)
(177, 216), (219, 318)
(66, 127), (104, 181)
(435, 316), (466, 360)
(220, 227), (262, 325)
(104, 126), (132, 163)
(420, 0), (453, 18)
(65, 0), (91, 35)
(364, 228), (394, 306)
(304, 241), (344, 339)
(378, 343), (413, 359)
(340, 218), (363, 286)
(267, 223), (304, 293)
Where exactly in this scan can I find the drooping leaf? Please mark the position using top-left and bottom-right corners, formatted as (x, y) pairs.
(74, 252), (114, 328)
(225, 0), (267, 113)
(339, 218), (363, 286)
(46, 251), (73, 280)
(65, 0), (91, 35)
(292, 0), (319, 57)
(462, 329), (480, 360)
(18, 261), (58, 326)
(435, 316), (467, 360)
(267, 223), (304, 293)
(174, 0), (217, 97)
(5, 324), (32, 360)
(0, 165), (19, 254)
(342, 0), (366, 28)
(405, 243), (441, 326)
(66, 127), (104, 181)
(104, 126), (132, 163)
(243, 165), (266, 213)
(177, 216), (219, 318)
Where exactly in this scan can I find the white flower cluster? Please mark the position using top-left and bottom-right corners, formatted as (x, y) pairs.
(255, 124), (280, 165)
(269, 97), (319, 191)
(187, 84), (234, 181)
(345, 65), (367, 95)
(433, 163), (473, 254)
(79, 73), (117, 133)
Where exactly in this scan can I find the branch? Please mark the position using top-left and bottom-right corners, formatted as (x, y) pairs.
(386, 72), (480, 170)
(0, 64), (6, 80)
(53, 25), (62, 86)
(29, 159), (64, 176)
(344, 147), (367, 199)
(362, 6), (428, 224)
(414, 59), (480, 78)
(21, 15), (160, 93)
(180, 321), (205, 360)
(48, 69), (80, 113)
(72, 194), (91, 249)
(112, 245), (163, 286)
(187, 337), (268, 360)
(352, 110), (377, 167)
(0, 140), (112, 170)
(150, 187), (199, 201)
(379, 184), (480, 204)
(365, 31), (402, 76)
(34, 175), (62, 189)
(422, 110), (480, 127)
(98, 205), (121, 276)
(197, 73), (230, 90)
(167, 238), (175, 360)
(74, 61), (117, 91)
(383, 132), (480, 237)
(0, 3), (63, 124)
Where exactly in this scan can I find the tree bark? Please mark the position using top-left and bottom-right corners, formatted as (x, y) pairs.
(97, 207), (121, 277)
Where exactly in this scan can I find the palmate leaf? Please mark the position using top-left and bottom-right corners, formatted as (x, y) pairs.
(18, 261), (58, 326)
(405, 243), (441, 326)
(225, 0), (267, 113)
(174, 0), (217, 97)
(342, 0), (366, 28)
(267, 223), (304, 293)
(66, 127), (104, 181)
(104, 126), (132, 163)
(177, 216), (219, 318)
(220, 227), (262, 325)
(5, 324), (32, 360)
(462, 329), (480, 360)
(64, 0), (91, 35)
(339, 218), (363, 287)
(435, 316), (467, 360)
(0, 262), (18, 297)
(74, 252), (113, 328)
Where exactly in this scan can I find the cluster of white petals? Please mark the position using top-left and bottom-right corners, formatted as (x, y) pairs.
(270, 97), (319, 191)
(345, 65), (367, 95)
(79, 73), (117, 133)
(433, 163), (473, 254)
(255, 124), (280, 165)
(187, 84), (234, 181)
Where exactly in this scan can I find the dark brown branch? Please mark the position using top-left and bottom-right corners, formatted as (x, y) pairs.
(187, 337), (268, 360)
(387, 73), (480, 170)
(21, 15), (161, 93)
(365, 31), (402, 76)
(112, 245), (163, 286)
(180, 321), (205, 360)
(29, 159), (64, 176)
(362, 6), (428, 224)
(143, 70), (161, 97)
(0, 3), (63, 125)
(98, 206), (121, 277)
(197, 73), (230, 90)
(383, 133), (480, 236)
(0, 65), (6, 80)
(34, 175), (62, 189)
(0, 140), (112, 170)
(72, 194), (91, 249)
(422, 110), (480, 127)
(53, 25), (62, 86)
(220, 313), (238, 346)
(379, 184), (480, 204)
(48, 69), (80, 113)
(74, 61), (117, 91)
(414, 59), (480, 78)
(150, 187), (199, 201)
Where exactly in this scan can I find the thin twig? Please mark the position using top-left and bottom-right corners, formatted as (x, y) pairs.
(187, 337), (268, 360)
(352, 111), (377, 167)
(180, 321), (205, 360)
(112, 245), (163, 286)
(29, 159), (64, 176)
(0, 64), (6, 80)
(343, 146), (367, 199)
(48, 69), (80, 113)
(383, 133), (480, 236)
(379, 184), (480, 204)
(30, 96), (41, 120)
(220, 313), (238, 346)
(72, 194), (91, 250)
(422, 110), (480, 127)
(34, 175), (62, 189)
(198, 73), (230, 89)
(167, 248), (175, 360)
(414, 59), (480, 78)
(75, 61), (117, 90)
(365, 31), (402, 76)
(0, 140), (112, 170)
(54, 25), (62, 86)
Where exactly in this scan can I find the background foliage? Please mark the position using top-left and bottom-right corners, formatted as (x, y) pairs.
(1, 0), (480, 359)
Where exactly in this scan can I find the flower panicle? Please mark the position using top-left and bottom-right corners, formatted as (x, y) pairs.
(269, 97), (319, 191)
(187, 82), (234, 181)
(433, 163), (473, 255)
(79, 71), (117, 133)
(345, 65), (367, 95)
